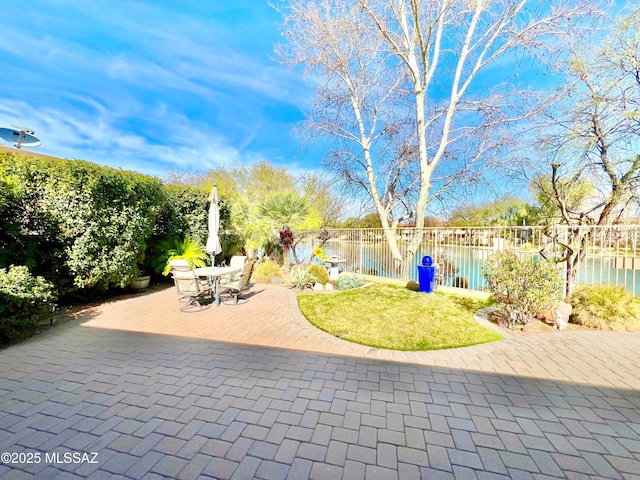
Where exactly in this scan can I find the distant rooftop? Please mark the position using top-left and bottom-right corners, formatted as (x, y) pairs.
(0, 144), (63, 160)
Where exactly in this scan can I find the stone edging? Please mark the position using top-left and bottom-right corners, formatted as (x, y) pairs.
(473, 306), (506, 335)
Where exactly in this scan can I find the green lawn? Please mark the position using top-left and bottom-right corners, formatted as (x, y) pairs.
(297, 284), (502, 351)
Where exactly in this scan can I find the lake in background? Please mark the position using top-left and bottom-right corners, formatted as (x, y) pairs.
(296, 229), (640, 296)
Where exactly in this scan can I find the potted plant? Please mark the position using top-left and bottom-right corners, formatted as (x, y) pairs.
(131, 251), (152, 290)
(151, 235), (209, 275)
(130, 273), (150, 290)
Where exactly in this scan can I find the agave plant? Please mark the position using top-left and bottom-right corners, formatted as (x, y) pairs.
(152, 235), (209, 275)
(289, 265), (317, 291)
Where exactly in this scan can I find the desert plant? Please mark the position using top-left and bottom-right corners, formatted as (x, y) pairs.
(308, 264), (330, 286)
(338, 272), (366, 290)
(483, 251), (562, 327)
(289, 265), (317, 291)
(0, 265), (57, 344)
(152, 235), (209, 275)
(253, 259), (283, 283)
(569, 285), (640, 331)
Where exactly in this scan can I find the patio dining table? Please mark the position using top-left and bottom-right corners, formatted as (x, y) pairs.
(194, 266), (242, 306)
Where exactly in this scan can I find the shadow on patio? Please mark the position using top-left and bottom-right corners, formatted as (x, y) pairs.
(0, 284), (639, 479)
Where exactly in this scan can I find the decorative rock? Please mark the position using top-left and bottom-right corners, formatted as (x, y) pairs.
(405, 281), (419, 292)
(313, 283), (324, 291)
(557, 301), (573, 321)
(324, 283), (334, 291)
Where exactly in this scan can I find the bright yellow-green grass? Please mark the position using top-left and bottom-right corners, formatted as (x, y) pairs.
(298, 284), (502, 351)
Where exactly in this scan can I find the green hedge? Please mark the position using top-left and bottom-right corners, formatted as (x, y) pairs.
(155, 184), (230, 244)
(0, 152), (218, 301)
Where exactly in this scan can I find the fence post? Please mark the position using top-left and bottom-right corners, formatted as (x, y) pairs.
(359, 229), (364, 275)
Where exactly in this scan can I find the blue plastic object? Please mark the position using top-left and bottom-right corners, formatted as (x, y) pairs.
(417, 255), (436, 293)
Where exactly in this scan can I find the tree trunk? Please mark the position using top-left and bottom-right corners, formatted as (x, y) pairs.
(283, 245), (291, 270)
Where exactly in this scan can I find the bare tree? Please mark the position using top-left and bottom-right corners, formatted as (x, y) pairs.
(278, 0), (598, 278)
(533, 7), (640, 226)
(528, 6), (640, 295)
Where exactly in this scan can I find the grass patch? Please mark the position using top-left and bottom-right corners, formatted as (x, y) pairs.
(297, 284), (502, 350)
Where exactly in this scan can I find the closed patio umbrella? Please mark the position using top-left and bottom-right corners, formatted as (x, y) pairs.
(205, 184), (222, 265)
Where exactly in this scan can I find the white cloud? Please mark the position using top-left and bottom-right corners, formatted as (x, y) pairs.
(0, 1), (319, 177)
(0, 99), (255, 175)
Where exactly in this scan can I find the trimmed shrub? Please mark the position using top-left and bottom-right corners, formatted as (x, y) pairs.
(308, 264), (330, 286)
(0, 152), (219, 300)
(253, 259), (283, 283)
(0, 153), (163, 297)
(483, 251), (562, 326)
(0, 266), (57, 344)
(405, 280), (420, 292)
(570, 285), (640, 331)
(338, 272), (366, 290)
(155, 185), (230, 244)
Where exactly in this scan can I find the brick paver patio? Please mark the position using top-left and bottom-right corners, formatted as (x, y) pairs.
(1, 283), (639, 479)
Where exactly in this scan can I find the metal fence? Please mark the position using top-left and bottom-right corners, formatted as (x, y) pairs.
(293, 226), (640, 296)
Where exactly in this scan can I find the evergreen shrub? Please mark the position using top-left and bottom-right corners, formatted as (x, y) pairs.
(0, 152), (213, 300)
(483, 251), (562, 326)
(0, 265), (57, 344)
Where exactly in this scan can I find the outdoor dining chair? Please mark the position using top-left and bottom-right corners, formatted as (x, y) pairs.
(220, 255), (247, 285)
(220, 257), (256, 304)
(169, 259), (213, 312)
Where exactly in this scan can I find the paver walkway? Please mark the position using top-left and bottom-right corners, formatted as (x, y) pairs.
(0, 283), (639, 479)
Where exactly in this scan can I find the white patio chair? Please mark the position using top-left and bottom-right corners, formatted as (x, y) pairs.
(220, 255), (247, 285)
(220, 257), (256, 304)
(169, 260), (212, 312)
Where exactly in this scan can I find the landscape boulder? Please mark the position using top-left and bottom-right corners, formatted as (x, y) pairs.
(542, 302), (573, 330)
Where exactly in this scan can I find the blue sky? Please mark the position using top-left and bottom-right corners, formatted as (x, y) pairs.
(0, 1), (313, 176)
(0, 0), (626, 208)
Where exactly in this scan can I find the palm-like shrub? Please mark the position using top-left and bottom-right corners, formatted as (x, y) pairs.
(258, 191), (310, 269)
(152, 235), (209, 275)
(570, 285), (640, 331)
